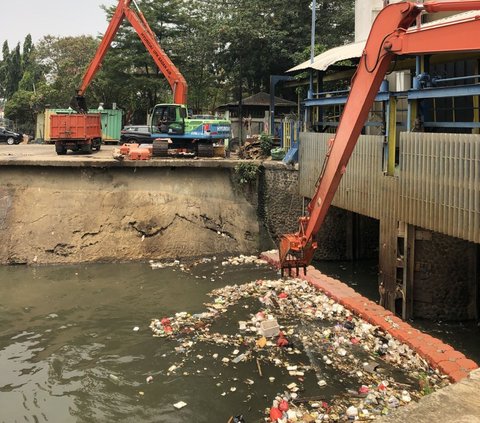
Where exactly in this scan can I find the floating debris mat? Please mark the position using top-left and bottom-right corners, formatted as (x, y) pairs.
(150, 272), (449, 421)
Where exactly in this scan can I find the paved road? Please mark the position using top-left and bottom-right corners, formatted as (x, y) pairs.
(0, 143), (277, 170)
(0, 143), (118, 161)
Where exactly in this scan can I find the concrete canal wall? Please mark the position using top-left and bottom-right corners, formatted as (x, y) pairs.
(0, 159), (312, 265)
(0, 163), (269, 265)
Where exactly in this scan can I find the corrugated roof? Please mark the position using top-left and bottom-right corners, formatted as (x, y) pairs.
(288, 10), (480, 74)
(287, 41), (365, 73)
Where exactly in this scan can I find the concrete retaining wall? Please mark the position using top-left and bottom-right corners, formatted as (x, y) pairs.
(259, 165), (374, 261)
(412, 232), (478, 320)
(0, 166), (262, 264)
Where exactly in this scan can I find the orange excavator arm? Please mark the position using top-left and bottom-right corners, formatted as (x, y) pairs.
(75, 0), (188, 111)
(280, 0), (480, 274)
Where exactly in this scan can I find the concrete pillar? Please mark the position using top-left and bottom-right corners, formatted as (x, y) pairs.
(378, 217), (398, 312)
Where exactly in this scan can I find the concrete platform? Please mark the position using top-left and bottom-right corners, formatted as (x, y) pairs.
(377, 369), (480, 422)
(0, 144), (288, 170)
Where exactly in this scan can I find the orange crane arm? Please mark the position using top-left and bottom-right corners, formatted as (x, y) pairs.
(279, 0), (480, 273)
(76, 0), (187, 107)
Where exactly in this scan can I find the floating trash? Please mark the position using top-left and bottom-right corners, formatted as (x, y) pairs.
(173, 401), (187, 410)
(148, 264), (449, 422)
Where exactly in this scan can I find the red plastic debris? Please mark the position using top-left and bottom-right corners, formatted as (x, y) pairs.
(378, 382), (388, 391)
(269, 407), (283, 421)
(278, 292), (288, 299)
(278, 399), (289, 412)
(277, 331), (289, 347)
(255, 311), (266, 321)
(358, 385), (369, 394)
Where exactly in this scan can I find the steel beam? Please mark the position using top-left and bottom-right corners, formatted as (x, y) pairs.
(408, 84), (480, 100)
(304, 92), (390, 107)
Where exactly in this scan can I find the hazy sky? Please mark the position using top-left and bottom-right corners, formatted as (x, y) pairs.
(2, 0), (117, 50)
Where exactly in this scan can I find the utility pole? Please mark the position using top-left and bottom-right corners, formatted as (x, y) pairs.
(307, 0), (317, 129)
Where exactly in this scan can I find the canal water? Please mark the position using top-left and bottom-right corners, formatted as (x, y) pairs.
(1, 259), (478, 422)
(0, 261), (279, 422)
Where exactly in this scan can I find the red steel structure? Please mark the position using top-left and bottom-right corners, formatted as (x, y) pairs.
(279, 0), (480, 274)
(76, 0), (188, 110)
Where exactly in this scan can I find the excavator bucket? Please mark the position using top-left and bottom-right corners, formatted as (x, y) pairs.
(279, 233), (317, 277)
(71, 95), (88, 113)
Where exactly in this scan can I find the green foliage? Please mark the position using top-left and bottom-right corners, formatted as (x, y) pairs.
(0, 0), (355, 128)
(4, 90), (36, 131)
(35, 35), (99, 106)
(234, 162), (259, 185)
(418, 373), (434, 396)
(2, 43), (23, 98)
(259, 133), (273, 156)
(316, 0), (355, 48)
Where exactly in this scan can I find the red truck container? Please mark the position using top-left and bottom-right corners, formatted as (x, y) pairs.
(50, 113), (102, 155)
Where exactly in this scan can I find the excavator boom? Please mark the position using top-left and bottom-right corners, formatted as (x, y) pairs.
(75, 0), (187, 111)
(279, 0), (480, 274)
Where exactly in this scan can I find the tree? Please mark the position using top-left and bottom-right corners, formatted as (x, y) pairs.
(35, 35), (100, 107)
(3, 43), (23, 98)
(19, 34), (44, 93)
(0, 41), (9, 99)
(0, 0), (355, 127)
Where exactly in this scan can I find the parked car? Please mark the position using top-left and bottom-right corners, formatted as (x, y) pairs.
(0, 127), (22, 145)
(120, 125), (152, 144)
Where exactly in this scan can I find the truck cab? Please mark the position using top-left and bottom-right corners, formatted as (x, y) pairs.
(151, 104), (187, 135)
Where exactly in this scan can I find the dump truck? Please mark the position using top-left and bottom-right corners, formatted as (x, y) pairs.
(51, 113), (102, 155)
(74, 0), (231, 157)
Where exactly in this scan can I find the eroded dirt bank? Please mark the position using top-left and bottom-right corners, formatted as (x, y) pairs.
(0, 165), (262, 264)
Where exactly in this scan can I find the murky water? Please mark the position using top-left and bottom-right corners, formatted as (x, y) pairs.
(0, 262), (281, 422)
(1, 259), (478, 422)
(316, 260), (480, 364)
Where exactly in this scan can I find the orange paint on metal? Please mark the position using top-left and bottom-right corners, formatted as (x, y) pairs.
(128, 148), (152, 160)
(279, 0), (480, 272)
(49, 114), (102, 140)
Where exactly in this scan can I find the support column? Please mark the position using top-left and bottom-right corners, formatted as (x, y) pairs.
(473, 60), (479, 135)
(398, 222), (415, 320)
(387, 96), (397, 175)
(379, 218), (398, 312)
